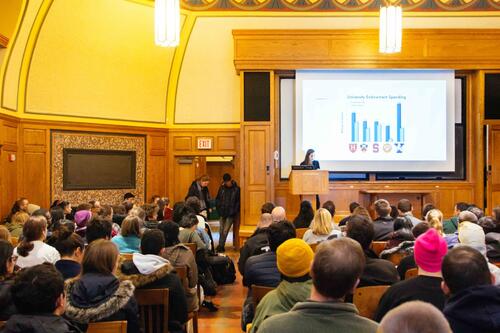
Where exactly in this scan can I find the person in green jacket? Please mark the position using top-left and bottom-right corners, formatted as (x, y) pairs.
(258, 238), (378, 333)
(250, 238), (314, 333)
(443, 202), (469, 234)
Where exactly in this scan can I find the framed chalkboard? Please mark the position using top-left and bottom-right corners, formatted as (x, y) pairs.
(63, 149), (136, 190)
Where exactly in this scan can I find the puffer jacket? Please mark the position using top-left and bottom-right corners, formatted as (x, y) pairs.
(64, 273), (140, 333)
(215, 180), (240, 218)
(1, 314), (81, 333)
(243, 252), (280, 288)
(116, 254), (188, 333)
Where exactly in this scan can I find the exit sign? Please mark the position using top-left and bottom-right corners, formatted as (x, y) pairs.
(197, 137), (212, 150)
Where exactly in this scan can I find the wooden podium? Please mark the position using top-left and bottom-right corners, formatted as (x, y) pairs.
(289, 170), (330, 206)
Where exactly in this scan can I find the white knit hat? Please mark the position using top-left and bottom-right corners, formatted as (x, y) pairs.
(458, 221), (486, 256)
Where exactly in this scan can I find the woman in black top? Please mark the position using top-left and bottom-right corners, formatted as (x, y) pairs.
(300, 149), (321, 208)
(293, 201), (314, 229)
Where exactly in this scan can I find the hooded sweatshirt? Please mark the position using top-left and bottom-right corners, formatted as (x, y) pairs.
(250, 279), (312, 333)
(444, 284), (500, 333)
(1, 314), (81, 333)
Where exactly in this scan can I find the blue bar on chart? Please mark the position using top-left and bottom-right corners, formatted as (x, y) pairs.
(362, 121), (368, 142)
(350, 103), (404, 144)
(351, 113), (356, 142)
(397, 103), (402, 142)
(385, 125), (390, 142)
(374, 121), (379, 142)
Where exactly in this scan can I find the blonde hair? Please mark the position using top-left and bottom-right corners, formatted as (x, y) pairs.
(353, 206), (372, 222)
(426, 209), (444, 235)
(0, 226), (10, 241)
(11, 212), (29, 226)
(311, 208), (333, 236)
(121, 216), (141, 237)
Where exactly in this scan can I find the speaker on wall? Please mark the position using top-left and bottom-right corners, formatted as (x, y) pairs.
(485, 73), (500, 119)
(244, 72), (270, 121)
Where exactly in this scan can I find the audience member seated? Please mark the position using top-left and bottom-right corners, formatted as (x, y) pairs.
(0, 226), (10, 241)
(396, 222), (430, 280)
(352, 206), (373, 222)
(14, 216), (60, 268)
(457, 220), (500, 285)
(259, 238), (378, 333)
(162, 197), (173, 221)
(242, 221), (296, 330)
(74, 210), (91, 238)
(238, 213), (272, 275)
(293, 200), (314, 229)
(379, 301), (452, 333)
(389, 205), (399, 220)
(52, 226), (84, 280)
(375, 228), (447, 322)
(96, 205), (121, 237)
(178, 214), (207, 250)
(384, 217), (414, 250)
(346, 215), (399, 288)
(3, 198), (29, 225)
(142, 203), (160, 229)
(397, 199), (421, 227)
(271, 206), (286, 222)
(32, 208), (53, 231)
(50, 207), (66, 230)
(85, 216), (112, 244)
(421, 203), (436, 220)
(2, 264), (79, 333)
(373, 199), (395, 241)
(6, 212), (29, 238)
(322, 200), (338, 228)
(443, 202), (469, 234)
(128, 206), (146, 221)
(185, 196), (213, 250)
(303, 208), (341, 244)
(427, 209), (457, 247)
(111, 216), (142, 253)
(260, 202), (275, 215)
(338, 202), (360, 226)
(57, 201), (73, 221)
(479, 216), (500, 262)
(250, 238), (314, 333)
(64, 239), (140, 333)
(117, 229), (188, 333)
(159, 220), (198, 312)
(467, 205), (485, 220)
(441, 246), (500, 333)
(0, 240), (17, 321)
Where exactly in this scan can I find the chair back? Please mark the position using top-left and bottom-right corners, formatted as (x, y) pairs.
(387, 252), (406, 266)
(405, 268), (418, 280)
(10, 237), (19, 247)
(0, 321), (5, 329)
(252, 285), (275, 310)
(120, 253), (133, 261)
(353, 285), (390, 319)
(135, 288), (169, 333)
(174, 265), (189, 289)
(494, 262), (500, 268)
(87, 321), (127, 333)
(371, 241), (387, 256)
(295, 228), (308, 239)
(309, 243), (319, 252)
(184, 243), (197, 257)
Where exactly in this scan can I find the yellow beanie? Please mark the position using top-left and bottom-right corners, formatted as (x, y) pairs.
(276, 238), (314, 278)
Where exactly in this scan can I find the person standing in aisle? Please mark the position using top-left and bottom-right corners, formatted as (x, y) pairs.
(186, 175), (211, 218)
(215, 173), (240, 252)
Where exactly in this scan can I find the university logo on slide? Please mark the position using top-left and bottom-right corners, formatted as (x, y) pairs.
(360, 144), (368, 152)
(394, 143), (404, 153)
(383, 143), (392, 153)
(349, 143), (357, 153)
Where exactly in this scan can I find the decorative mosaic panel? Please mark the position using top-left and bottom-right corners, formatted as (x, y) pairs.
(181, 0), (500, 11)
(51, 131), (146, 206)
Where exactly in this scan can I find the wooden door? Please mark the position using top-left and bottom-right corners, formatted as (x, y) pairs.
(173, 156), (207, 203)
(487, 127), (500, 212)
(242, 126), (272, 226)
(206, 161), (236, 197)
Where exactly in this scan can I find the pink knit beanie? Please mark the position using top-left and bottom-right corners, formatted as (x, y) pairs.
(414, 228), (448, 273)
(74, 210), (91, 228)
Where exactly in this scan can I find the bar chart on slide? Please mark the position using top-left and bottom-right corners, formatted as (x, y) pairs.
(348, 103), (405, 144)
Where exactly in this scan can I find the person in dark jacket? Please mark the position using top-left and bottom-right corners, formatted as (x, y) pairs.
(51, 226), (84, 280)
(346, 215), (399, 289)
(384, 217), (414, 249)
(441, 246), (500, 333)
(396, 222), (430, 280)
(3, 263), (81, 333)
(292, 200), (314, 229)
(0, 240), (17, 321)
(186, 175), (211, 217)
(237, 213), (273, 275)
(64, 240), (140, 333)
(373, 199), (395, 241)
(338, 202), (361, 226)
(375, 228), (448, 322)
(241, 220), (296, 330)
(117, 229), (188, 333)
(478, 216), (500, 262)
(215, 173), (240, 252)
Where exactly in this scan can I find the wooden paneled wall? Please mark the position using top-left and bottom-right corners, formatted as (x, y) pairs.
(0, 115), (19, 219)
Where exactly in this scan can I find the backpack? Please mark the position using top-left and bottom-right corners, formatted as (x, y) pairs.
(208, 254), (236, 285)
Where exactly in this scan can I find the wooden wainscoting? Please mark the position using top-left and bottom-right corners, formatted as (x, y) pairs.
(0, 115), (19, 219)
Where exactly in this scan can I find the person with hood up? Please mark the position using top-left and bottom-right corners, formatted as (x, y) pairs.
(250, 238), (314, 333)
(64, 239), (140, 333)
(116, 229), (188, 333)
(215, 173), (241, 252)
(441, 246), (500, 333)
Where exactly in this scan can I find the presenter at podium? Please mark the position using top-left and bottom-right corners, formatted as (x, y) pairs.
(300, 149), (321, 208)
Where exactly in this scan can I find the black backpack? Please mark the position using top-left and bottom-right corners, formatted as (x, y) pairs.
(208, 254), (236, 285)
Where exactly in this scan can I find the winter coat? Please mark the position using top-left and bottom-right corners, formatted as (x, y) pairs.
(5, 223), (23, 238)
(358, 250), (400, 288)
(116, 254), (188, 332)
(161, 244), (198, 312)
(64, 273), (140, 333)
(243, 252), (280, 288)
(238, 228), (270, 275)
(385, 230), (414, 249)
(444, 284), (500, 333)
(111, 235), (141, 254)
(215, 181), (240, 218)
(186, 181), (210, 211)
(486, 232), (500, 263)
(250, 279), (312, 333)
(0, 277), (16, 321)
(372, 217), (395, 241)
(1, 314), (81, 333)
(55, 259), (81, 280)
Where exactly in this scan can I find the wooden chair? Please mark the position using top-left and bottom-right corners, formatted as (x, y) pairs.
(87, 321), (127, 333)
(295, 228), (308, 239)
(353, 285), (390, 320)
(251, 285), (275, 310)
(135, 288), (169, 333)
(494, 262), (500, 268)
(10, 237), (18, 247)
(183, 243), (197, 257)
(387, 252), (406, 266)
(371, 241), (387, 257)
(174, 266), (198, 333)
(0, 321), (4, 329)
(405, 268), (418, 280)
(120, 253), (133, 261)
(309, 243), (319, 252)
